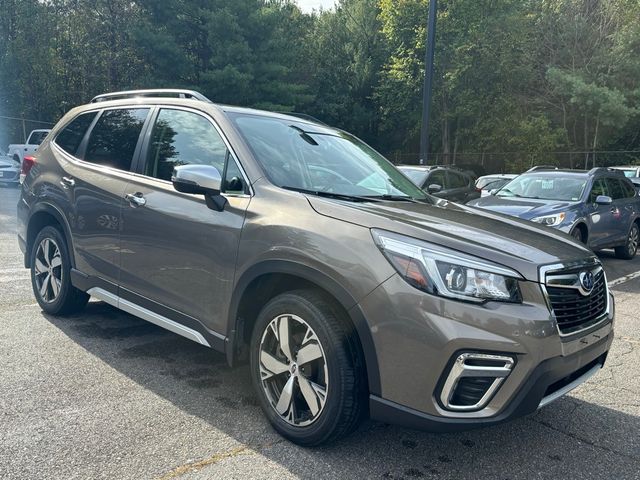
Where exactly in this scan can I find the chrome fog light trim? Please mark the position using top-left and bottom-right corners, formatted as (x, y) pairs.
(440, 353), (515, 412)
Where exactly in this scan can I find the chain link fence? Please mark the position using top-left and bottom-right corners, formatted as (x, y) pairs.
(389, 151), (640, 174)
(0, 115), (56, 153)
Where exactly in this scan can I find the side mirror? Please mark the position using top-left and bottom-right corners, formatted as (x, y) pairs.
(489, 189), (498, 196)
(427, 184), (443, 194)
(171, 164), (227, 211)
(595, 195), (612, 206)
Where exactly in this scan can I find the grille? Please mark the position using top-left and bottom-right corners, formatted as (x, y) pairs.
(546, 268), (607, 335)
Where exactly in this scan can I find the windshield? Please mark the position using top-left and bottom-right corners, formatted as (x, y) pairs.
(29, 131), (49, 145)
(231, 114), (427, 199)
(398, 168), (429, 187)
(619, 169), (636, 178)
(496, 174), (587, 201)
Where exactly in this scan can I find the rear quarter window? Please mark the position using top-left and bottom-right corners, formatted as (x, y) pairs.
(55, 112), (98, 156)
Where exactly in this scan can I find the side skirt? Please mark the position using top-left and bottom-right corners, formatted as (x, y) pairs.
(71, 269), (226, 352)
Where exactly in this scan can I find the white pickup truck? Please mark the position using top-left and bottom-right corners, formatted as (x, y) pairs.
(7, 129), (51, 163)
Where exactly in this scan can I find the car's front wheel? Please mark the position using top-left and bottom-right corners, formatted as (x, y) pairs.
(250, 290), (366, 446)
(615, 223), (639, 260)
(30, 226), (89, 315)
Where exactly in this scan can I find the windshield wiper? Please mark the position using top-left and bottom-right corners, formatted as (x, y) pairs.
(281, 186), (382, 202)
(365, 194), (421, 203)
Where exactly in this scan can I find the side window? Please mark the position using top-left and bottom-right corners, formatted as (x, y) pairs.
(589, 179), (608, 203)
(55, 111), (98, 156)
(84, 108), (149, 171)
(145, 109), (244, 193)
(448, 172), (467, 188)
(621, 180), (636, 198)
(428, 170), (447, 189)
(606, 178), (625, 200)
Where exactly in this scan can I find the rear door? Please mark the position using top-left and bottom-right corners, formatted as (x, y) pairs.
(606, 177), (634, 244)
(60, 107), (151, 285)
(118, 107), (250, 335)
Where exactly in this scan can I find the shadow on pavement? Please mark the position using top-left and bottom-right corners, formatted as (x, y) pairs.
(44, 301), (640, 479)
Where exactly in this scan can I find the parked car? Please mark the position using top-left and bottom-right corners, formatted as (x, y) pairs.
(7, 128), (51, 164)
(468, 168), (640, 259)
(397, 165), (480, 203)
(610, 166), (640, 178)
(475, 174), (517, 197)
(0, 151), (20, 186)
(18, 89), (613, 446)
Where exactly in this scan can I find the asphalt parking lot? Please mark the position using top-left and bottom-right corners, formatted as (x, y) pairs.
(1, 185), (639, 480)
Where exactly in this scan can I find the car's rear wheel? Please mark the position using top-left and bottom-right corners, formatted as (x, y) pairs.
(615, 223), (639, 260)
(30, 226), (89, 315)
(250, 290), (365, 446)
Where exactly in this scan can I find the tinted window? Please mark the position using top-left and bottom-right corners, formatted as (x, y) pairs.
(621, 179), (636, 198)
(84, 108), (149, 171)
(55, 112), (98, 155)
(589, 179), (609, 203)
(145, 109), (243, 193)
(428, 170), (447, 189)
(606, 178), (625, 200)
(28, 131), (49, 145)
(448, 171), (467, 188)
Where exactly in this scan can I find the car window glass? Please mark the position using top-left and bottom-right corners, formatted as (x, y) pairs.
(448, 172), (467, 188)
(429, 170), (447, 189)
(589, 179), (609, 203)
(55, 112), (98, 156)
(84, 108), (149, 171)
(606, 178), (625, 200)
(621, 180), (636, 198)
(223, 156), (246, 194)
(29, 131), (49, 145)
(145, 109), (227, 182)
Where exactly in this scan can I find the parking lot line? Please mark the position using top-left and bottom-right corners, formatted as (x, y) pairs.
(608, 270), (640, 288)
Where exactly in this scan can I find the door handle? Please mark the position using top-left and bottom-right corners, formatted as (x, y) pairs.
(125, 192), (146, 207)
(61, 176), (75, 187)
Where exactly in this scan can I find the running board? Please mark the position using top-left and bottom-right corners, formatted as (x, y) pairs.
(87, 287), (211, 347)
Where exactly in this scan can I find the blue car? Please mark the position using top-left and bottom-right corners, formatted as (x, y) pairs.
(467, 168), (640, 259)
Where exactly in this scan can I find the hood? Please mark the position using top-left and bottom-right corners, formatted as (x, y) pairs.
(0, 156), (18, 168)
(306, 197), (594, 282)
(467, 195), (574, 220)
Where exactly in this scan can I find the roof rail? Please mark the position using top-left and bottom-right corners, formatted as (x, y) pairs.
(90, 89), (212, 103)
(587, 167), (624, 175)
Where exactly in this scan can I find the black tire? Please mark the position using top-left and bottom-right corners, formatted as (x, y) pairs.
(30, 225), (89, 315)
(250, 289), (366, 446)
(615, 223), (639, 260)
(570, 227), (585, 243)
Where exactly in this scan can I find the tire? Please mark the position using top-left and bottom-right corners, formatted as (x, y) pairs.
(570, 227), (585, 243)
(30, 226), (89, 315)
(615, 223), (639, 260)
(250, 289), (366, 446)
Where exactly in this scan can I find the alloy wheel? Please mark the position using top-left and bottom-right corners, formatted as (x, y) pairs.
(259, 314), (328, 426)
(628, 225), (639, 256)
(34, 238), (63, 303)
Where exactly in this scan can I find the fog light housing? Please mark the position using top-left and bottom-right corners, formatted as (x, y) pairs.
(439, 353), (514, 412)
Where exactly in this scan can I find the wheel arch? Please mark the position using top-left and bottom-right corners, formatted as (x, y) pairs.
(25, 203), (75, 269)
(226, 260), (381, 395)
(571, 221), (589, 243)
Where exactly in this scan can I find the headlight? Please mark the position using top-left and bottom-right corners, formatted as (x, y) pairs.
(531, 212), (566, 226)
(372, 230), (522, 303)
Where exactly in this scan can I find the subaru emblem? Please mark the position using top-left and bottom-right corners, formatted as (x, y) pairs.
(578, 271), (595, 296)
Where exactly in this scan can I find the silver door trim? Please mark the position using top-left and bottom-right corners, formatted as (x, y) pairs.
(87, 287), (211, 347)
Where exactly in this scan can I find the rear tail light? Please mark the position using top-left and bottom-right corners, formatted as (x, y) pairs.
(21, 155), (36, 181)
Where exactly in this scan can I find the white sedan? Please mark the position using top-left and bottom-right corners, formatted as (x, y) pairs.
(475, 174), (517, 197)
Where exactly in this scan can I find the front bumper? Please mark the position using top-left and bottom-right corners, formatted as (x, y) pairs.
(360, 273), (614, 431)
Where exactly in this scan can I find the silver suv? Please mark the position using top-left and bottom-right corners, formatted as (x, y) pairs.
(17, 90), (614, 445)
